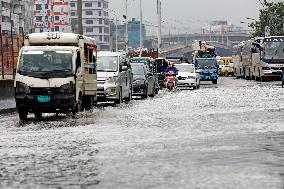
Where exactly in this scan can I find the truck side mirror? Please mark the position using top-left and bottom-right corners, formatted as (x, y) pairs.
(122, 66), (128, 71)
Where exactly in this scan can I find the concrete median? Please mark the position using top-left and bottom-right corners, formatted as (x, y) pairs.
(0, 79), (16, 114)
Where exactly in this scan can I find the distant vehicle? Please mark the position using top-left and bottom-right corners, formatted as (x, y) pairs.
(192, 40), (218, 84)
(174, 63), (200, 89)
(96, 51), (133, 104)
(14, 32), (98, 120)
(218, 57), (234, 76)
(130, 57), (159, 95)
(195, 58), (219, 84)
(166, 55), (187, 64)
(131, 63), (155, 98)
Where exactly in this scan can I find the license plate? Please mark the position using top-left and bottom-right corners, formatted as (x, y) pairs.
(37, 95), (50, 103)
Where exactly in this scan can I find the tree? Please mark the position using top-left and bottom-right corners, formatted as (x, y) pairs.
(249, 1), (284, 37)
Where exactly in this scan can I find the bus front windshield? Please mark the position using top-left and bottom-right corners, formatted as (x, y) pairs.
(18, 50), (73, 78)
(197, 59), (218, 69)
(264, 41), (284, 60)
(97, 56), (118, 72)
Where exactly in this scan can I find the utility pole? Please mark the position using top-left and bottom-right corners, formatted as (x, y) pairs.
(139, 0), (142, 57)
(77, 0), (83, 35)
(157, 0), (161, 56)
(125, 0), (128, 53)
(115, 19), (118, 52)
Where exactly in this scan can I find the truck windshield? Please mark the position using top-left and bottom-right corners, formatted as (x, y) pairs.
(263, 41), (284, 61)
(197, 59), (218, 69)
(18, 50), (73, 78)
(174, 64), (194, 73)
(131, 65), (145, 75)
(97, 56), (118, 72)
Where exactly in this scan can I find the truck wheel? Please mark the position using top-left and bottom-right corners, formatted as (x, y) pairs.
(212, 80), (218, 84)
(114, 89), (122, 104)
(84, 96), (94, 111)
(18, 109), (28, 120)
(34, 112), (42, 119)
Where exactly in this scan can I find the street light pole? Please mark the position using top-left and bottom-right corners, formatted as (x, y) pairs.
(125, 0), (128, 53)
(157, 0), (161, 56)
(139, 0), (143, 57)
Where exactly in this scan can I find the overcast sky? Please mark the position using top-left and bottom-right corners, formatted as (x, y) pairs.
(109, 0), (280, 35)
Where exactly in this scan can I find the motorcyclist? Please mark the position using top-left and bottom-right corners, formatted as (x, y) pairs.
(165, 62), (178, 75)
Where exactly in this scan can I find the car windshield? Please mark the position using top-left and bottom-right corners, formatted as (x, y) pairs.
(174, 64), (194, 73)
(263, 41), (284, 60)
(197, 59), (218, 69)
(131, 65), (145, 75)
(97, 56), (118, 72)
(18, 50), (73, 74)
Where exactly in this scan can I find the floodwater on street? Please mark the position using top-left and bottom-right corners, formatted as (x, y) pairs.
(0, 77), (283, 189)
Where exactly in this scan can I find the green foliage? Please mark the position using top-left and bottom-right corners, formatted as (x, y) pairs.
(249, 1), (284, 37)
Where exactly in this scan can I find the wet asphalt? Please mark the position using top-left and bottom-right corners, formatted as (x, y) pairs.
(0, 77), (283, 189)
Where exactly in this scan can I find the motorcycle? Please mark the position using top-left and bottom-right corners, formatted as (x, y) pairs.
(165, 72), (176, 91)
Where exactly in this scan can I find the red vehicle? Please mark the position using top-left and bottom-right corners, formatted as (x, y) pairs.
(165, 72), (176, 91)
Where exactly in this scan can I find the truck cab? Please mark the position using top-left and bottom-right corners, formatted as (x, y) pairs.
(15, 32), (97, 120)
(195, 58), (219, 84)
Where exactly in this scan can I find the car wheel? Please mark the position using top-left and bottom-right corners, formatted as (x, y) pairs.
(18, 108), (28, 120)
(114, 89), (122, 104)
(149, 86), (155, 97)
(125, 86), (133, 102)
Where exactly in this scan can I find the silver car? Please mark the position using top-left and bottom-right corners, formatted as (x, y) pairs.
(96, 51), (133, 104)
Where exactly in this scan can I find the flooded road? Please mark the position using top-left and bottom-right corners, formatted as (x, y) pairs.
(0, 77), (283, 189)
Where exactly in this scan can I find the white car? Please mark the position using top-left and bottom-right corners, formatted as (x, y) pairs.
(174, 63), (200, 89)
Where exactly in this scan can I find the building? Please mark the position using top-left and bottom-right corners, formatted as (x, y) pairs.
(202, 21), (242, 34)
(70, 0), (110, 50)
(33, 0), (71, 33)
(116, 18), (146, 50)
(0, 0), (33, 34)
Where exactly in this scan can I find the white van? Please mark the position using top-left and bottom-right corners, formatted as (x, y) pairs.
(96, 51), (133, 104)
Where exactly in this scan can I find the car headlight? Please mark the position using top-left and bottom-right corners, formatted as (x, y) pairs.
(133, 80), (145, 85)
(106, 77), (118, 84)
(187, 76), (195, 79)
(59, 83), (75, 93)
(16, 81), (30, 93)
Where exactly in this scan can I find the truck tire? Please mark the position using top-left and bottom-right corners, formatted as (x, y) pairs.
(141, 86), (148, 99)
(18, 109), (28, 120)
(212, 80), (218, 84)
(84, 96), (94, 111)
(34, 112), (42, 119)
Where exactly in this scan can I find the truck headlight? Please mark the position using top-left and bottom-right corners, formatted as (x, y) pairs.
(106, 77), (118, 84)
(59, 83), (75, 93)
(16, 81), (30, 93)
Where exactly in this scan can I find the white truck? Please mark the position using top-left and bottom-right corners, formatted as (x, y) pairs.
(14, 32), (97, 120)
